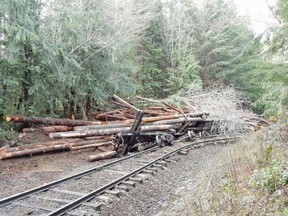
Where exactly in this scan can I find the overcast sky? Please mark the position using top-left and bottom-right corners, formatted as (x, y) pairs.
(234, 0), (277, 34)
(192, 0), (278, 34)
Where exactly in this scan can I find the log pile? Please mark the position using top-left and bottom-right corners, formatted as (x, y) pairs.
(1, 95), (211, 161)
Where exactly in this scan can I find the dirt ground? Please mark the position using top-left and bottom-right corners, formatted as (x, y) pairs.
(0, 131), (119, 199)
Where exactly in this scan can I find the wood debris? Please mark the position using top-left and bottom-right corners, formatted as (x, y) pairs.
(1, 94), (266, 161)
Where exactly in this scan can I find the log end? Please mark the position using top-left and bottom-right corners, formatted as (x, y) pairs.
(49, 133), (61, 139)
(88, 151), (116, 162)
(5, 115), (12, 122)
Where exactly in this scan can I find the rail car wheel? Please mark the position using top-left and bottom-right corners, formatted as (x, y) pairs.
(156, 133), (175, 147)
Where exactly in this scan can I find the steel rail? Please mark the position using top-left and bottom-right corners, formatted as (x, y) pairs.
(48, 136), (238, 216)
(0, 133), (198, 207)
(0, 145), (160, 207)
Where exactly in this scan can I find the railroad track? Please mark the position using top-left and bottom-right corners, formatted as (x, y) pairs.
(0, 136), (238, 216)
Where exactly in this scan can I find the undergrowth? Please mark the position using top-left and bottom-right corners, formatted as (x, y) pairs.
(188, 122), (288, 216)
(0, 123), (18, 142)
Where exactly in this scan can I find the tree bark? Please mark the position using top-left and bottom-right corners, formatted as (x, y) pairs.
(22, 125), (74, 133)
(6, 115), (101, 126)
(0, 138), (113, 159)
(112, 94), (140, 113)
(69, 141), (111, 151)
(0, 144), (70, 159)
(73, 113), (209, 131)
(88, 151), (117, 162)
(49, 124), (180, 139)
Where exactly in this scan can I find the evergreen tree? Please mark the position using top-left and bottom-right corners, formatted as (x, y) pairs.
(137, 1), (169, 98)
(0, 0), (44, 115)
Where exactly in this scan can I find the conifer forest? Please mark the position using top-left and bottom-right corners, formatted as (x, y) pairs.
(1, 0), (288, 122)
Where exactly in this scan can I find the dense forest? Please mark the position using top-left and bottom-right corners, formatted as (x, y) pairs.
(0, 0), (287, 123)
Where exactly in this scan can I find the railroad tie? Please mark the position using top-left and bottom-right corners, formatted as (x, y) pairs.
(137, 174), (149, 180)
(122, 181), (136, 187)
(105, 190), (124, 197)
(130, 177), (143, 184)
(96, 195), (113, 204)
(50, 188), (86, 197)
(36, 196), (103, 211)
(152, 164), (165, 170)
(115, 185), (129, 192)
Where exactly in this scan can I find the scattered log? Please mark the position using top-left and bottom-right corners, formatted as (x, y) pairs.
(3, 139), (77, 152)
(74, 123), (130, 131)
(49, 124), (180, 139)
(71, 147), (96, 154)
(88, 151), (117, 162)
(22, 126), (74, 134)
(0, 138), (115, 159)
(69, 141), (111, 151)
(73, 114), (208, 131)
(111, 101), (130, 109)
(0, 144), (71, 159)
(184, 101), (197, 113)
(6, 115), (101, 126)
(104, 114), (128, 121)
(112, 94), (140, 113)
(136, 96), (159, 103)
(3, 137), (111, 153)
(176, 104), (188, 120)
(150, 117), (204, 125)
(97, 146), (110, 152)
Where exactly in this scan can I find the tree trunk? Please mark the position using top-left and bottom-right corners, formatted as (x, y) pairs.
(73, 117), (205, 131)
(69, 141), (111, 151)
(49, 124), (180, 139)
(198, 67), (210, 89)
(0, 144), (70, 159)
(85, 95), (92, 119)
(73, 112), (209, 131)
(6, 115), (101, 126)
(1, 138), (113, 159)
(88, 151), (117, 162)
(22, 125), (74, 133)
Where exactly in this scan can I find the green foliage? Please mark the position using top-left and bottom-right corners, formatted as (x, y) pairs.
(0, 124), (18, 141)
(0, 0), (287, 119)
(251, 159), (288, 192)
(251, 144), (288, 192)
(136, 1), (169, 98)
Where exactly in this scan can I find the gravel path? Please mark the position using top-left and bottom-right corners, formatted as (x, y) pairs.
(0, 140), (231, 216)
(101, 143), (227, 216)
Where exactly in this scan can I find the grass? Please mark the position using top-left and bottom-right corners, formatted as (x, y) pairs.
(187, 122), (288, 216)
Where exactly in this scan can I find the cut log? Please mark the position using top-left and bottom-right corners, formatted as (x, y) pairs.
(3, 137), (111, 153)
(73, 112), (209, 131)
(71, 147), (96, 154)
(0, 139), (114, 159)
(0, 144), (71, 159)
(136, 96), (159, 103)
(49, 124), (180, 139)
(104, 114), (128, 121)
(160, 101), (181, 114)
(150, 117), (204, 125)
(97, 146), (110, 152)
(3, 139), (77, 152)
(6, 115), (101, 126)
(69, 142), (111, 151)
(22, 126), (74, 134)
(112, 94), (140, 113)
(74, 123), (130, 131)
(88, 151), (117, 162)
